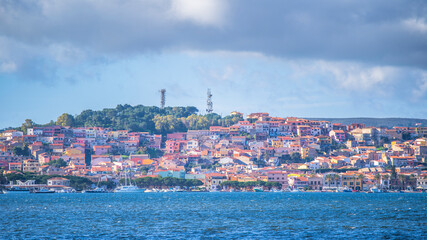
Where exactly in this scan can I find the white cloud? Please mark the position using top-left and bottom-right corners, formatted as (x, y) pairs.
(48, 44), (86, 65)
(170, 0), (227, 27)
(0, 61), (17, 73)
(403, 18), (427, 34)
(412, 72), (427, 99)
(316, 62), (395, 91)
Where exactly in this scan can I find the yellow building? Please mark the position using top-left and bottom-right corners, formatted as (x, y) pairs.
(341, 173), (363, 190)
(297, 164), (309, 170)
(65, 148), (83, 156)
(271, 140), (283, 149)
(300, 147), (317, 159)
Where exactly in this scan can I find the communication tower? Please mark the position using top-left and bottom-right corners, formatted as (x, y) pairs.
(206, 88), (213, 113)
(160, 89), (166, 109)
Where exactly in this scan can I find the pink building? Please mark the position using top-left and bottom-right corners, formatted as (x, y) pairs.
(267, 171), (288, 189)
(93, 145), (111, 155)
(329, 130), (345, 142)
(297, 125), (312, 137)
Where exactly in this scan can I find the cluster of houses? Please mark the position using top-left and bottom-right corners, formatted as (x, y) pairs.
(1, 112), (426, 191)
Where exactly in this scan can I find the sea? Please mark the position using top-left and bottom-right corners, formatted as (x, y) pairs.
(0, 192), (426, 239)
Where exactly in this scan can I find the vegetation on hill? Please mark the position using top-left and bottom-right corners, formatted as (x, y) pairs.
(8, 104), (426, 133)
(11, 105), (243, 134)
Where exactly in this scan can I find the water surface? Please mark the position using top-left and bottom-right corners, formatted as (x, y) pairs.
(1, 193), (426, 239)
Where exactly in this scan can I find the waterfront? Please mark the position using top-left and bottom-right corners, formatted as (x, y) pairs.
(1, 193), (426, 239)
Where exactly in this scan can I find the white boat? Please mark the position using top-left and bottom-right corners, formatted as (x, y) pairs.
(114, 168), (144, 193)
(114, 185), (144, 193)
(4, 187), (31, 194)
(144, 188), (159, 193)
(336, 187), (353, 192)
(85, 187), (108, 193)
(32, 188), (55, 194)
(370, 187), (382, 193)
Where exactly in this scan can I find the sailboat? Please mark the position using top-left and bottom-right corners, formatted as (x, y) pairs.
(114, 168), (145, 193)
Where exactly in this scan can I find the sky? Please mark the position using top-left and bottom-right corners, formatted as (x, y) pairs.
(0, 0), (427, 129)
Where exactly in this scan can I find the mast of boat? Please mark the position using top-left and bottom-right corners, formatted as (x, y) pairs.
(124, 169), (127, 186)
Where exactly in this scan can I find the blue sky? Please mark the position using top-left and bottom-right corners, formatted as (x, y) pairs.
(1, 0), (427, 128)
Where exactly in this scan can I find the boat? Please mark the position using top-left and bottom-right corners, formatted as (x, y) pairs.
(290, 189), (300, 193)
(253, 187), (263, 192)
(85, 187), (108, 193)
(336, 187), (353, 192)
(4, 187), (30, 194)
(32, 188), (55, 194)
(114, 185), (145, 193)
(370, 187), (383, 193)
(114, 168), (145, 193)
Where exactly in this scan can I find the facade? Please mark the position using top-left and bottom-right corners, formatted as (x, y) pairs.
(267, 171), (288, 189)
(205, 173), (227, 191)
(23, 159), (40, 172)
(47, 177), (70, 186)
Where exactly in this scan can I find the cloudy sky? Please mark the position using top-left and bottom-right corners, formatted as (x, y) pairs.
(1, 0), (426, 128)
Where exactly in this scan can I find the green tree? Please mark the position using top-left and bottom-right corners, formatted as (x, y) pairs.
(21, 119), (35, 133)
(99, 180), (116, 190)
(56, 113), (75, 127)
(290, 152), (302, 163)
(13, 145), (30, 156)
(47, 158), (67, 168)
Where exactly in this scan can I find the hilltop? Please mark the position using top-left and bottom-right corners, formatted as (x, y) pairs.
(306, 118), (427, 128)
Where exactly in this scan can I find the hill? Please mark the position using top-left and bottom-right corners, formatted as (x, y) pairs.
(9, 104), (243, 134)
(306, 117), (427, 128)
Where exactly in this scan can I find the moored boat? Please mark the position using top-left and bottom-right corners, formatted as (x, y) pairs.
(114, 185), (145, 193)
(4, 187), (31, 194)
(32, 188), (55, 194)
(370, 187), (383, 193)
(85, 187), (108, 193)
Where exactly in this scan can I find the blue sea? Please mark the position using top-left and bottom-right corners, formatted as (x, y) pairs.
(0, 192), (426, 239)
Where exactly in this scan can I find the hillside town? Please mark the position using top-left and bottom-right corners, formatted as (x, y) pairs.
(1, 112), (427, 193)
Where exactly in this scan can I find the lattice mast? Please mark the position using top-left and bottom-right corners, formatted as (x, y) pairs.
(206, 88), (213, 113)
(160, 89), (166, 109)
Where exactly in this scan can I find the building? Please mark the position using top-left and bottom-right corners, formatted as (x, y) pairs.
(47, 177), (70, 186)
(205, 173), (227, 191)
(307, 175), (323, 190)
(8, 162), (22, 171)
(23, 159), (40, 172)
(340, 173), (363, 190)
(267, 171), (288, 189)
(288, 176), (308, 190)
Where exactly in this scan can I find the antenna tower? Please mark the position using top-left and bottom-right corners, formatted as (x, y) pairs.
(206, 88), (213, 113)
(160, 89), (166, 109)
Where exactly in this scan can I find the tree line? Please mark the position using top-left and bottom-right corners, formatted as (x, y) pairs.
(123, 177), (203, 188)
(16, 104), (243, 134)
